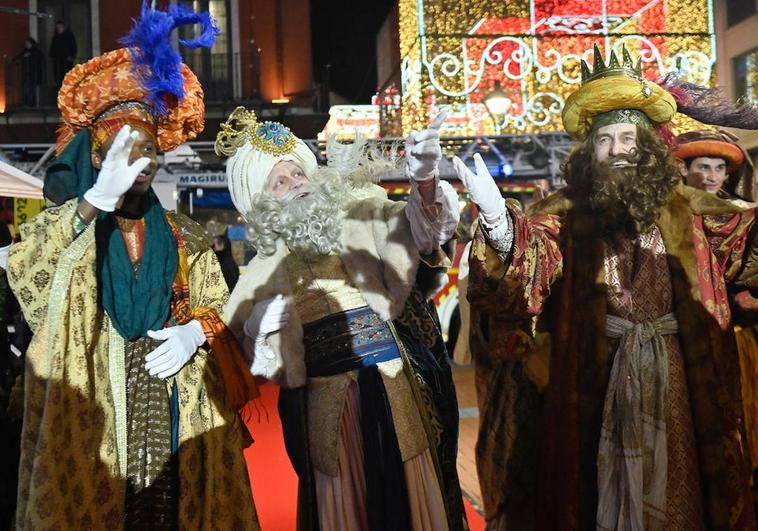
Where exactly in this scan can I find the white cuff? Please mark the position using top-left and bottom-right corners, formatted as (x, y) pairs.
(406, 178), (460, 254)
(186, 319), (207, 348)
(0, 244), (10, 270)
(406, 162), (437, 182)
(481, 210), (514, 259)
(83, 187), (118, 213)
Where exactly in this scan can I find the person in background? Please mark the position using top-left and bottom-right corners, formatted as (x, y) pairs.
(674, 129), (756, 207)
(213, 231), (240, 291)
(0, 220), (20, 530)
(673, 130), (758, 500)
(49, 20), (77, 90)
(17, 38), (44, 106)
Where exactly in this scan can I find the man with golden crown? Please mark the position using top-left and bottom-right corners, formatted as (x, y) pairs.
(6, 2), (259, 529)
(217, 108), (468, 530)
(456, 45), (758, 530)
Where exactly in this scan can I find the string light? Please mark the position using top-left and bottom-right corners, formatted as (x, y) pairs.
(389, 0), (715, 136)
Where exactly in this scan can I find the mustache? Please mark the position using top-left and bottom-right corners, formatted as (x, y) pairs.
(594, 151), (642, 171)
(279, 185), (315, 204)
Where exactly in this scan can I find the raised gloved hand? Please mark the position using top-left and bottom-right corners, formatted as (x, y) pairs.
(406, 111), (447, 182)
(452, 153), (506, 223)
(243, 294), (290, 341)
(144, 320), (206, 379)
(83, 125), (151, 212)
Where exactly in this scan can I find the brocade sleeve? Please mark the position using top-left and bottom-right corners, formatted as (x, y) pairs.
(467, 198), (564, 320)
(7, 199), (80, 333)
(704, 208), (758, 322)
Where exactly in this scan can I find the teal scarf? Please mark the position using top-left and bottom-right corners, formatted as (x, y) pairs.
(45, 129), (178, 340)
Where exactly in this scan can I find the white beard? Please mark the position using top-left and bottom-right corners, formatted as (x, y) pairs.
(275, 182), (344, 258)
(246, 171), (346, 258)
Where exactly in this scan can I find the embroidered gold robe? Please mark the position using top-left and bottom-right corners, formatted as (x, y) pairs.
(8, 199), (258, 530)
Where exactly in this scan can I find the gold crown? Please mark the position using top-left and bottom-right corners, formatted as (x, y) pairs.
(215, 106), (298, 158)
(581, 44), (643, 84)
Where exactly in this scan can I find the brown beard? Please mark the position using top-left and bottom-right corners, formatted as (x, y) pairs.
(563, 127), (680, 243)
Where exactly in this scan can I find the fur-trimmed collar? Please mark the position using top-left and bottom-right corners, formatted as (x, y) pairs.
(223, 196), (422, 388)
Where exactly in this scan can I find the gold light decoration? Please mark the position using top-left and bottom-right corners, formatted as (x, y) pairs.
(391, 0), (716, 137)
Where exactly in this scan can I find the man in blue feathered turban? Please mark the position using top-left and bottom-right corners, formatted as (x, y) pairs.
(7, 2), (260, 528)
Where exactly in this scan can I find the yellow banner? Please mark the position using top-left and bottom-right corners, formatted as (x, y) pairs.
(13, 197), (45, 228)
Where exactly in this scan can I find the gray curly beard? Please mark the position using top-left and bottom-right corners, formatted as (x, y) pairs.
(247, 169), (346, 258)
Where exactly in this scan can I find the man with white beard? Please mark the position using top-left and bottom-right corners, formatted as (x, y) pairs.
(216, 107), (467, 530)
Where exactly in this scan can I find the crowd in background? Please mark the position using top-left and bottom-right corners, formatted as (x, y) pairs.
(12, 20), (77, 107)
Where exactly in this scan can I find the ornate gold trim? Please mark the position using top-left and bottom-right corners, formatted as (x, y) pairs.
(215, 106), (298, 158)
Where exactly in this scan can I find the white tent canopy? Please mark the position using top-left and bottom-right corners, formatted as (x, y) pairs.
(0, 161), (44, 199)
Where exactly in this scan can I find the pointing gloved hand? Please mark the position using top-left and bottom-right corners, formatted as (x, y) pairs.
(83, 125), (151, 212)
(452, 153), (506, 223)
(406, 111), (447, 182)
(144, 320), (206, 379)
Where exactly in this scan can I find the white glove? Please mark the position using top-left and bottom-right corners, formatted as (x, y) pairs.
(406, 111), (447, 182)
(452, 153), (506, 223)
(145, 319), (206, 379)
(84, 125), (151, 212)
(243, 294), (290, 341)
(247, 335), (282, 381)
(242, 295), (290, 380)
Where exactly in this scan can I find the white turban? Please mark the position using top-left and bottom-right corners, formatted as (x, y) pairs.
(217, 107), (319, 219)
(226, 139), (318, 219)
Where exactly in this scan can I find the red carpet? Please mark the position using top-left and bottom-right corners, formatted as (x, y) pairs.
(244, 383), (485, 530)
(244, 383), (298, 530)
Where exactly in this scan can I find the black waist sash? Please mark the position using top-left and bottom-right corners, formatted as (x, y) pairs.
(299, 305), (411, 530)
(302, 305), (401, 378)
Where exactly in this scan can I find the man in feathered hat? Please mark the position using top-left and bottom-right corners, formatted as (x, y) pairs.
(673, 129), (758, 481)
(674, 128), (756, 206)
(217, 108), (468, 530)
(6, 3), (259, 529)
(456, 45), (758, 529)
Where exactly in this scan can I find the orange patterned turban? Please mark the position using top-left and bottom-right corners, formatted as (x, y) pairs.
(55, 48), (205, 155)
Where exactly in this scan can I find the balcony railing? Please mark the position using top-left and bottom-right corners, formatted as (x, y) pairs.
(3, 51), (262, 109)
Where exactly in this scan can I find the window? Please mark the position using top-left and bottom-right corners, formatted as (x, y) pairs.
(727, 0), (757, 27)
(36, 0), (92, 104)
(178, 0), (232, 100)
(734, 48), (758, 104)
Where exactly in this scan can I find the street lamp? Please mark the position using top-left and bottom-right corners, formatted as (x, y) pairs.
(483, 82), (512, 134)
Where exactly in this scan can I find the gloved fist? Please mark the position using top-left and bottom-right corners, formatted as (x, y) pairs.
(406, 111), (447, 182)
(243, 294), (290, 340)
(248, 335), (282, 381)
(144, 320), (206, 379)
(84, 125), (152, 212)
(452, 153), (506, 223)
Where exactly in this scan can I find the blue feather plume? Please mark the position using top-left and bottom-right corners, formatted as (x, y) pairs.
(119, 0), (220, 116)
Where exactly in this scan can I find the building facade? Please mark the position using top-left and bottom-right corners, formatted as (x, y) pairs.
(713, 0), (758, 157)
(0, 0), (323, 143)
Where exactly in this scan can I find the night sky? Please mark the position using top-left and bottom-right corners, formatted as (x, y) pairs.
(310, 0), (397, 104)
